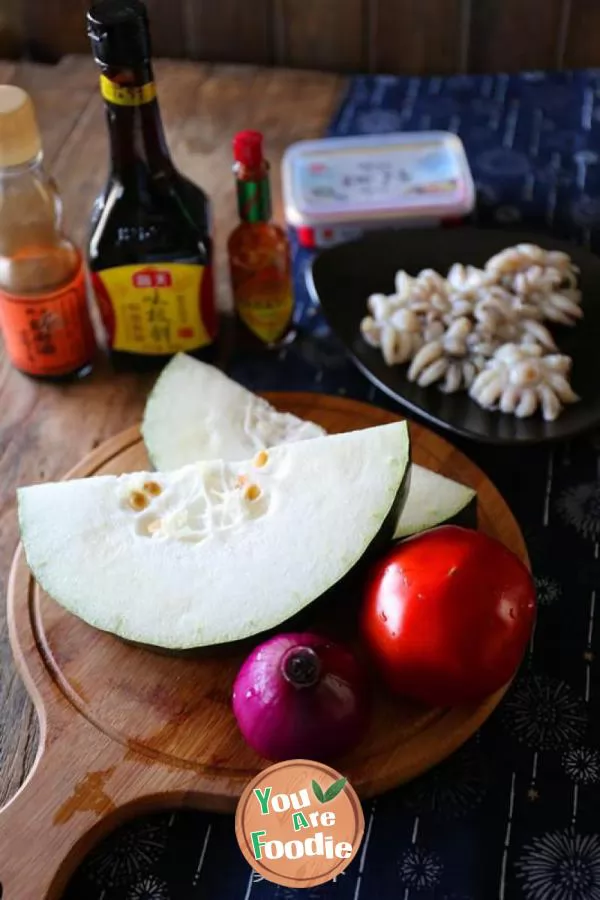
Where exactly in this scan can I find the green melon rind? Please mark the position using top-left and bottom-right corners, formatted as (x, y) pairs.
(393, 465), (477, 540)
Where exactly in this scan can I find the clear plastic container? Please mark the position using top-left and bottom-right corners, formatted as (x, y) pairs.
(282, 131), (475, 249)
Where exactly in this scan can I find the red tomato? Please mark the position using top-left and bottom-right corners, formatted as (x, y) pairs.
(360, 525), (536, 707)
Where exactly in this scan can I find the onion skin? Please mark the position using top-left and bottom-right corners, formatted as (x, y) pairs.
(232, 632), (371, 762)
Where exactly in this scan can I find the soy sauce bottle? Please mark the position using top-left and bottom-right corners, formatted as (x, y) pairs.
(86, 0), (217, 371)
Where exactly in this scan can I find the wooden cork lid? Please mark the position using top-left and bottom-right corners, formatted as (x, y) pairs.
(0, 86), (42, 167)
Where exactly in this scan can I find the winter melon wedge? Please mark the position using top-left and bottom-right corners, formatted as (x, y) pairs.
(18, 421), (410, 650)
(393, 465), (476, 540)
(142, 354), (476, 540)
(142, 353), (326, 470)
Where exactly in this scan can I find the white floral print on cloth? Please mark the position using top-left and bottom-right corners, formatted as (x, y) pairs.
(398, 847), (443, 890)
(127, 875), (170, 899)
(84, 818), (169, 887)
(534, 574), (563, 606)
(563, 748), (600, 785)
(401, 742), (489, 820)
(502, 674), (588, 750)
(516, 830), (600, 900)
(557, 482), (600, 540)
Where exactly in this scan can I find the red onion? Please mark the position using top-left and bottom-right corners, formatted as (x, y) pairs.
(232, 631), (371, 762)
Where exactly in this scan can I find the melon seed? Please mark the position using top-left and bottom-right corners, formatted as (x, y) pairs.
(128, 490), (149, 511)
(244, 483), (261, 502)
(254, 450), (269, 468)
(147, 519), (162, 534)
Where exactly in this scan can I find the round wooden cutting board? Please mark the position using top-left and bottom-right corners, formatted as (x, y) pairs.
(1, 393), (528, 899)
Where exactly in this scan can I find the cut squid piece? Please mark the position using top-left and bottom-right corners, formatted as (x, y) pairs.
(367, 293), (395, 322)
(360, 315), (382, 347)
(390, 308), (421, 333)
(542, 290), (583, 325)
(537, 383), (561, 422)
(499, 385), (521, 415)
(407, 341), (444, 382)
(394, 270), (417, 298)
(359, 243), (583, 422)
(518, 319), (558, 351)
(515, 388), (538, 419)
(440, 362), (463, 394)
(381, 325), (421, 366)
(486, 244), (577, 279)
(547, 372), (579, 403)
(469, 343), (579, 422)
(543, 354), (572, 374)
(417, 357), (449, 387)
(472, 375), (505, 409)
(407, 324), (483, 394)
(447, 263), (492, 293)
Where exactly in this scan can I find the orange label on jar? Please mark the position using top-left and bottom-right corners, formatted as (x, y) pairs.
(0, 264), (95, 376)
(233, 267), (294, 344)
(92, 263), (216, 355)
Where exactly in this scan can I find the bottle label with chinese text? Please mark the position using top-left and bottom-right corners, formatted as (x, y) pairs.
(0, 263), (96, 376)
(91, 263), (217, 355)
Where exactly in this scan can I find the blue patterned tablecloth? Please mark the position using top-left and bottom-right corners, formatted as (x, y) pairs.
(64, 71), (600, 900)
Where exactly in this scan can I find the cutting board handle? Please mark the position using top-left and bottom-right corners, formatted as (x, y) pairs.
(0, 716), (125, 900)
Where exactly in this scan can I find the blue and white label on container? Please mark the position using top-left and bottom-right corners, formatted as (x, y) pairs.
(295, 141), (461, 210)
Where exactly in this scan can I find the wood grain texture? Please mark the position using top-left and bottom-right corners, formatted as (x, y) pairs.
(184, 0), (273, 64)
(0, 0), (22, 58)
(0, 58), (343, 809)
(370, 0), (467, 75)
(0, 393), (527, 899)
(12, 0), (600, 75)
(0, 60), (17, 83)
(143, 0), (186, 60)
(274, 0), (365, 72)
(468, 0), (566, 73)
(563, 0), (600, 69)
(21, 0), (90, 61)
(20, 0), (186, 61)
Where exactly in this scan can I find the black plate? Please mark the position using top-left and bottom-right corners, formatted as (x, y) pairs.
(307, 227), (600, 445)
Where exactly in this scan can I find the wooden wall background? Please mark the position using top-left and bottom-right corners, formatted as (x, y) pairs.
(2, 0), (600, 75)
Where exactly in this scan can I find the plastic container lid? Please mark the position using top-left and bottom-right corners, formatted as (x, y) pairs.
(282, 131), (475, 228)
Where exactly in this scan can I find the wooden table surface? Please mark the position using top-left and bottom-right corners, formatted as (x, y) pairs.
(0, 56), (344, 806)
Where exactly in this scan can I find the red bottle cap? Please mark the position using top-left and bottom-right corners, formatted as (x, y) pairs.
(233, 130), (264, 168)
(297, 226), (316, 249)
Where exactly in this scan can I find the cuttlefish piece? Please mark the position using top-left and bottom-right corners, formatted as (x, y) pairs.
(469, 343), (579, 421)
